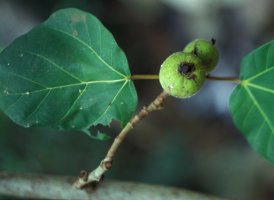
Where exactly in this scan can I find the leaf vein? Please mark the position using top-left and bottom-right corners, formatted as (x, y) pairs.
(47, 27), (126, 78)
(23, 50), (83, 83)
(4, 96), (23, 113)
(244, 86), (274, 132)
(241, 104), (255, 130)
(266, 131), (273, 159)
(99, 21), (102, 55)
(1, 71), (47, 89)
(85, 19), (92, 47)
(21, 89), (51, 122)
(253, 122), (265, 145)
(246, 66), (274, 82)
(92, 80), (129, 126)
(56, 84), (88, 125)
(247, 83), (274, 94)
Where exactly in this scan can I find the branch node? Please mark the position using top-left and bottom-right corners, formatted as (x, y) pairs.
(102, 160), (113, 170)
(79, 170), (88, 181)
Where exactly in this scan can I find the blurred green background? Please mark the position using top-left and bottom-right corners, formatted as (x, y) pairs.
(0, 0), (274, 200)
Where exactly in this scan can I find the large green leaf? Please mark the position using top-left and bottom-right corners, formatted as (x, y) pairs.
(229, 40), (274, 162)
(0, 8), (137, 134)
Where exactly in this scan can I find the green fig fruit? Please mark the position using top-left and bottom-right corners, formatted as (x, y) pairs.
(183, 38), (219, 72)
(159, 52), (206, 98)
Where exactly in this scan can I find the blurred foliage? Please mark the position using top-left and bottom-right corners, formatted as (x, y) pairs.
(0, 113), (111, 174)
(1, 0), (274, 200)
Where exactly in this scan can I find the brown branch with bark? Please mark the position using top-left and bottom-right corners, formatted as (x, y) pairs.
(73, 91), (169, 188)
(0, 172), (229, 200)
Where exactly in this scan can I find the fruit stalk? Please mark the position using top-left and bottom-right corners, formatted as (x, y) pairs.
(206, 75), (240, 83)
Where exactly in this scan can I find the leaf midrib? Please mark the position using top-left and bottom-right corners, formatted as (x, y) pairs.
(1, 78), (126, 97)
(19, 80), (130, 127)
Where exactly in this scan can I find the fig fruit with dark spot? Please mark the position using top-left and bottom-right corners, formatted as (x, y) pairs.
(159, 52), (206, 98)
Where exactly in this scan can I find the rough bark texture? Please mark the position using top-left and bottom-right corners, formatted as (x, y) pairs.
(0, 172), (228, 200)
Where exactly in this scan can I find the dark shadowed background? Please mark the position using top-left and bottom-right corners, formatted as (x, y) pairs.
(0, 0), (274, 199)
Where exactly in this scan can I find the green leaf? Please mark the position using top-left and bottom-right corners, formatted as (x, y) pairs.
(82, 129), (111, 140)
(229, 40), (274, 162)
(0, 8), (137, 134)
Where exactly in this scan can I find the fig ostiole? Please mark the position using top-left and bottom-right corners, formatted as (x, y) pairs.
(159, 52), (206, 98)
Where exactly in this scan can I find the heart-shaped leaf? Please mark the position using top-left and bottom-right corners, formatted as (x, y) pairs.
(0, 8), (137, 134)
(229, 40), (274, 162)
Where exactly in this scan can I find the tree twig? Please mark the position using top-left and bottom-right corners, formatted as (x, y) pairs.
(73, 91), (169, 188)
(0, 172), (229, 200)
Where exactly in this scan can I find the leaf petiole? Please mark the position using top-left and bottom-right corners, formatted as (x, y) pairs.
(206, 75), (241, 83)
(130, 74), (159, 80)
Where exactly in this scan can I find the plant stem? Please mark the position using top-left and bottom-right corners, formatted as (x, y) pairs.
(206, 75), (241, 83)
(130, 74), (159, 80)
(73, 91), (169, 189)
